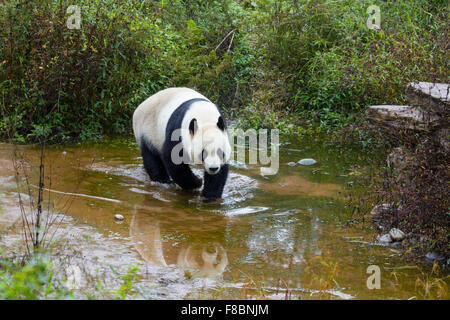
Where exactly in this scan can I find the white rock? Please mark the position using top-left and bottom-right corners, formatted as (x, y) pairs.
(377, 234), (392, 243)
(287, 162), (296, 167)
(389, 228), (405, 242)
(407, 82), (450, 103)
(114, 214), (124, 221)
(297, 158), (317, 166)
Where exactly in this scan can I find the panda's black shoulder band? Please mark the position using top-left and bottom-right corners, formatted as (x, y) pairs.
(165, 98), (210, 138)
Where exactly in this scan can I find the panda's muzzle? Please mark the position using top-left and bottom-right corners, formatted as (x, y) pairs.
(208, 166), (219, 173)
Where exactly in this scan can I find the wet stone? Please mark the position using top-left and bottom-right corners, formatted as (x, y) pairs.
(114, 214), (124, 221)
(297, 158), (317, 166)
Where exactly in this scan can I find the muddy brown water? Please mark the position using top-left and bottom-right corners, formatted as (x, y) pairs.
(0, 138), (430, 299)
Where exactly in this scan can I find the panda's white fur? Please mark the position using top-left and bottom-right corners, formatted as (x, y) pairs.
(133, 87), (231, 200)
(134, 88), (206, 151)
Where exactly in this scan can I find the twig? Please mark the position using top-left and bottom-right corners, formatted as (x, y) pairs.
(227, 30), (235, 52)
(214, 29), (235, 51)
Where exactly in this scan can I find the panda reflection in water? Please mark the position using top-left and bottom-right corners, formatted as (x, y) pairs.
(133, 87), (232, 202)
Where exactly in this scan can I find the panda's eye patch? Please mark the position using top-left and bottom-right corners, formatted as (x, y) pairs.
(217, 148), (224, 160)
(201, 149), (208, 161)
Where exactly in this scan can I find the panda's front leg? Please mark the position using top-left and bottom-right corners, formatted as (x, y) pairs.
(202, 164), (229, 202)
(162, 141), (202, 190)
(167, 162), (203, 190)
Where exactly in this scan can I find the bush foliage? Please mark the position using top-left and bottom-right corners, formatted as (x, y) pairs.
(0, 0), (251, 142)
(237, 0), (448, 131)
(0, 0), (448, 141)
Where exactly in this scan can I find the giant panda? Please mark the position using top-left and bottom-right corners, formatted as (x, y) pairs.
(133, 87), (231, 201)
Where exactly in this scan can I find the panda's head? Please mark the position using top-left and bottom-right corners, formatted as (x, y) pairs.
(188, 116), (231, 175)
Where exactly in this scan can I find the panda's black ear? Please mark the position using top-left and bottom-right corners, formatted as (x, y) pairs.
(217, 116), (225, 131)
(189, 118), (198, 136)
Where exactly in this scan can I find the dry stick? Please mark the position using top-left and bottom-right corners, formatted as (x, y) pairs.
(282, 279), (291, 300)
(34, 140), (46, 250)
(276, 278), (281, 295)
(41, 161), (53, 247)
(227, 30), (235, 52)
(40, 69), (66, 248)
(21, 162), (38, 249)
(214, 29), (235, 51)
(22, 158), (36, 226)
(13, 155), (32, 257)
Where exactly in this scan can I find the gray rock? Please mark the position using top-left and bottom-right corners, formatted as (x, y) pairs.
(425, 252), (445, 263)
(389, 228), (406, 242)
(408, 82), (450, 102)
(406, 82), (449, 114)
(297, 158), (317, 166)
(366, 105), (439, 130)
(377, 234), (392, 243)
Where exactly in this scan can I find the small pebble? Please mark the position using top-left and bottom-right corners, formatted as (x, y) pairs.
(114, 214), (124, 221)
(287, 162), (296, 167)
(298, 158), (317, 166)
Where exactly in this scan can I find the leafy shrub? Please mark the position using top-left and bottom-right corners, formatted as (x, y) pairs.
(0, 254), (71, 299)
(248, 0), (448, 124)
(0, 0), (253, 142)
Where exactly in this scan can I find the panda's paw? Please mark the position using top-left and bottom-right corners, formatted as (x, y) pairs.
(201, 189), (222, 203)
(202, 197), (220, 203)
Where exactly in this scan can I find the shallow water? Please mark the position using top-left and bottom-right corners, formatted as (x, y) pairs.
(0, 137), (432, 299)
